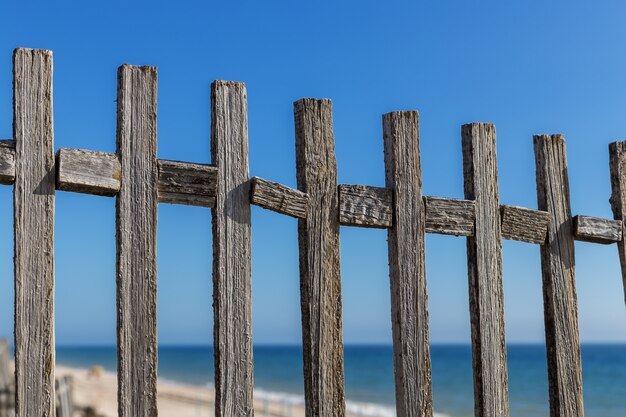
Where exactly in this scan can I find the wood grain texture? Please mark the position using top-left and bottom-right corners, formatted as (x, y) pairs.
(0, 140), (15, 185)
(13, 48), (55, 417)
(424, 196), (475, 236)
(609, 141), (626, 304)
(56, 148), (216, 206)
(500, 205), (550, 244)
(211, 81), (254, 417)
(534, 134), (584, 417)
(338, 184), (392, 228)
(573, 215), (622, 244)
(56, 148), (121, 196)
(295, 99), (346, 417)
(158, 159), (217, 208)
(115, 65), (158, 417)
(462, 123), (510, 417)
(250, 176), (307, 219)
(383, 111), (433, 417)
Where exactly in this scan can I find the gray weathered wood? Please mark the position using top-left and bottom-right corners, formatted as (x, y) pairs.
(462, 123), (510, 417)
(383, 111), (433, 417)
(295, 98), (346, 417)
(212, 80), (254, 417)
(534, 134), (584, 417)
(55, 376), (74, 417)
(500, 205), (550, 244)
(338, 184), (392, 228)
(56, 148), (121, 196)
(158, 159), (217, 208)
(13, 47), (55, 417)
(0, 141), (15, 185)
(609, 141), (626, 304)
(250, 176), (307, 219)
(573, 215), (622, 244)
(424, 196), (475, 236)
(116, 65), (158, 417)
(0, 339), (14, 417)
(56, 148), (217, 206)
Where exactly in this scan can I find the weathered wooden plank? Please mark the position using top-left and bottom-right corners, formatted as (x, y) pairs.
(295, 98), (346, 417)
(609, 141), (626, 304)
(211, 80), (254, 417)
(55, 148), (217, 206)
(56, 148), (121, 196)
(424, 196), (475, 236)
(13, 48), (56, 417)
(250, 176), (307, 219)
(534, 134), (584, 417)
(462, 123), (510, 417)
(338, 184), (392, 228)
(573, 215), (622, 244)
(0, 140), (15, 185)
(158, 159), (217, 208)
(116, 65), (158, 417)
(500, 205), (550, 244)
(383, 111), (433, 417)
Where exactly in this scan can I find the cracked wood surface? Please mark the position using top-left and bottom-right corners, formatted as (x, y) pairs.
(212, 81), (254, 417)
(462, 123), (510, 417)
(295, 98), (346, 417)
(116, 65), (158, 417)
(13, 47), (56, 417)
(383, 111), (433, 417)
(534, 134), (584, 417)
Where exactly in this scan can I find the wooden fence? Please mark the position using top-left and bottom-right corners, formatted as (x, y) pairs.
(1, 47), (624, 417)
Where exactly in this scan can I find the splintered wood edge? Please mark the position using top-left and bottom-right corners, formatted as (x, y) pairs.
(574, 215), (622, 244)
(54, 148), (217, 207)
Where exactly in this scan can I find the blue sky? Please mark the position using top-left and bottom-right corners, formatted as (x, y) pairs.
(0, 0), (625, 345)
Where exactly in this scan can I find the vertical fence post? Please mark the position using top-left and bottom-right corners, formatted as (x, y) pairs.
(13, 48), (55, 417)
(609, 141), (626, 305)
(211, 81), (254, 416)
(294, 98), (346, 417)
(461, 123), (510, 417)
(534, 134), (584, 417)
(116, 65), (159, 417)
(383, 111), (433, 417)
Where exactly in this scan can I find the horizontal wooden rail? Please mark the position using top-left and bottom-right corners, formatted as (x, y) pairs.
(573, 215), (622, 244)
(3, 144), (624, 246)
(500, 205), (551, 244)
(250, 176), (307, 218)
(0, 140), (15, 185)
(338, 184), (392, 228)
(54, 148), (216, 207)
(424, 196), (475, 236)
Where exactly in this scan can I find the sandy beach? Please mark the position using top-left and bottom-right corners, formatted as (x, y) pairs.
(56, 364), (372, 417)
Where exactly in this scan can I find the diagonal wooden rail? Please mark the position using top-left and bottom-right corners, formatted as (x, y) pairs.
(3, 47), (626, 417)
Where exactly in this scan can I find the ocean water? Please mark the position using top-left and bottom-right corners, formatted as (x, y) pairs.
(55, 344), (626, 417)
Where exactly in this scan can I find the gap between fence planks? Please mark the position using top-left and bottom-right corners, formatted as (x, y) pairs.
(383, 111), (433, 417)
(13, 47), (56, 417)
(534, 134), (584, 417)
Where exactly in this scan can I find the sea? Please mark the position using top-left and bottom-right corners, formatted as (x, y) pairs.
(55, 344), (626, 417)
